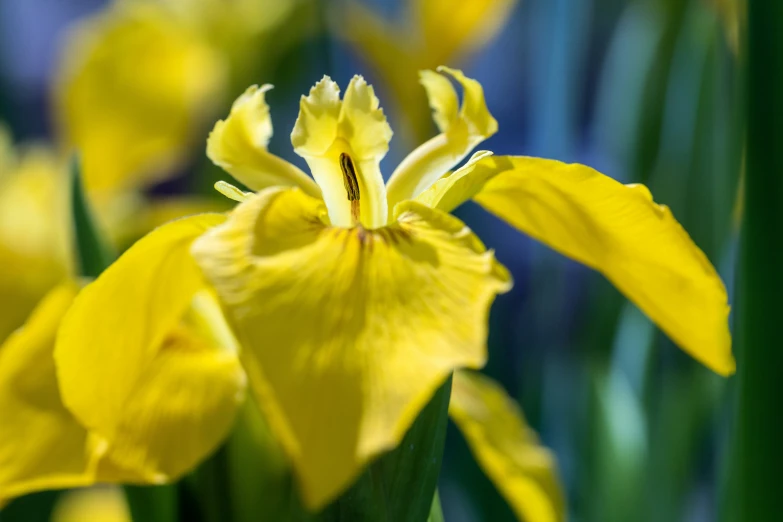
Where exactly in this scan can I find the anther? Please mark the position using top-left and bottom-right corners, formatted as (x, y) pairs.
(339, 152), (361, 224)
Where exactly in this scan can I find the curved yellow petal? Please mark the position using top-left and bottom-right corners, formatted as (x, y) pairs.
(291, 76), (392, 228)
(55, 214), (245, 481)
(449, 371), (565, 522)
(386, 67), (497, 209)
(0, 282), (95, 506)
(418, 155), (734, 375)
(192, 188), (510, 509)
(55, 2), (226, 193)
(207, 85), (320, 197)
(100, 292), (247, 479)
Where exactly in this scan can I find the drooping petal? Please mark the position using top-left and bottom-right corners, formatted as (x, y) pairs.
(449, 371), (565, 522)
(0, 283), (95, 506)
(55, 2), (226, 194)
(55, 214), (245, 481)
(207, 85), (320, 197)
(417, 155), (734, 375)
(192, 187), (510, 509)
(291, 76), (392, 228)
(385, 67), (497, 209)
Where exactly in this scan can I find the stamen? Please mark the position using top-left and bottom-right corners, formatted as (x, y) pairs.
(339, 152), (361, 224)
(214, 180), (252, 202)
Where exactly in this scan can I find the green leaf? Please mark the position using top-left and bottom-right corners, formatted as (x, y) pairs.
(125, 485), (178, 522)
(731, 1), (783, 521)
(0, 491), (59, 522)
(70, 154), (115, 278)
(426, 491), (445, 522)
(311, 376), (452, 522)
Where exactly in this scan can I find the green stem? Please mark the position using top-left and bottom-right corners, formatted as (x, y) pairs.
(735, 1), (783, 520)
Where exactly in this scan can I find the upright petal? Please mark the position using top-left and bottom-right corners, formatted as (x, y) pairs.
(192, 188), (510, 509)
(207, 85), (320, 197)
(417, 155), (734, 375)
(55, 214), (245, 481)
(291, 77), (392, 228)
(0, 283), (95, 506)
(386, 67), (497, 209)
(449, 371), (565, 522)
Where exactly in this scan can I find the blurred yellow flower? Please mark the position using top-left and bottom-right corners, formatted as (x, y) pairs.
(0, 128), (224, 345)
(0, 130), (71, 342)
(340, 0), (517, 142)
(53, 0), (307, 195)
(37, 68), (731, 516)
(52, 487), (131, 522)
(54, 1), (227, 194)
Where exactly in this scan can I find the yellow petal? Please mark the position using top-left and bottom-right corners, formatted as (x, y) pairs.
(386, 67), (497, 209)
(291, 76), (392, 228)
(55, 2), (225, 193)
(99, 291), (247, 479)
(207, 85), (321, 197)
(192, 188), (511, 509)
(0, 282), (95, 506)
(449, 371), (565, 522)
(55, 214), (245, 481)
(418, 155), (734, 375)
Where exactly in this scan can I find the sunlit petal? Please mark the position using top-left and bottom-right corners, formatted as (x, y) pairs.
(192, 188), (510, 509)
(207, 85), (320, 197)
(55, 214), (245, 481)
(417, 155), (734, 375)
(386, 67), (497, 209)
(450, 371), (565, 522)
(291, 77), (392, 228)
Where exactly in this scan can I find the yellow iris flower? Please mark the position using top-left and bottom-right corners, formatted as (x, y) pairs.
(1, 68), (732, 520)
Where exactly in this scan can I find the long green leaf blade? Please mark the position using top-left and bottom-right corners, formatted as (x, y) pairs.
(70, 155), (115, 278)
